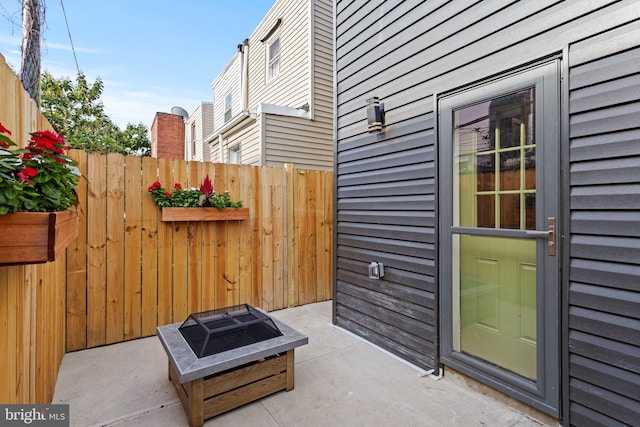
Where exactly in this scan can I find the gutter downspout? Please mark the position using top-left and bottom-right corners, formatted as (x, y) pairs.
(239, 39), (249, 112)
(218, 134), (223, 162)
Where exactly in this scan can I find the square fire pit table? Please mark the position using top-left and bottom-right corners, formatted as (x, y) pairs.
(157, 305), (308, 427)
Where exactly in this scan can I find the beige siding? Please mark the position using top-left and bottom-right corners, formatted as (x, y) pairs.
(264, 113), (333, 170)
(261, 0), (334, 171)
(246, 0), (310, 109)
(312, 0), (334, 124)
(222, 116), (263, 165)
(212, 54), (241, 133)
(185, 102), (214, 162)
(207, 0), (334, 171)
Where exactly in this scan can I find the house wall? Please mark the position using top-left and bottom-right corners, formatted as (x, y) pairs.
(208, 0), (334, 171)
(246, 0), (310, 111)
(566, 21), (640, 427)
(222, 117), (262, 165)
(185, 102), (213, 161)
(212, 54), (241, 134)
(264, 112), (333, 170)
(334, 0), (640, 424)
(262, 0), (335, 171)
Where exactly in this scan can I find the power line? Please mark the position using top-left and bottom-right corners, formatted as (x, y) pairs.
(59, 0), (79, 74)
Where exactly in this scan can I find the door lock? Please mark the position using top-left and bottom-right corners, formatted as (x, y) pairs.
(524, 217), (556, 256)
(547, 217), (556, 256)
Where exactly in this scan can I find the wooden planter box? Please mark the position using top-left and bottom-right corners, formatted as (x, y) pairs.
(0, 209), (79, 266)
(169, 350), (294, 427)
(161, 207), (249, 222)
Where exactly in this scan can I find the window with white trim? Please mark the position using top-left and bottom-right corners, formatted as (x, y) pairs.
(266, 36), (280, 82)
(224, 93), (232, 123)
(229, 144), (240, 164)
(190, 123), (196, 158)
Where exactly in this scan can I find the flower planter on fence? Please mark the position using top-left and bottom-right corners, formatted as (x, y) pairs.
(0, 209), (79, 266)
(160, 207), (249, 222)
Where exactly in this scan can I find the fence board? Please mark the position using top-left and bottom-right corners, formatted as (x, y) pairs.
(156, 158), (173, 325)
(295, 170), (309, 306)
(322, 171), (334, 300)
(238, 165), (253, 307)
(285, 164), (296, 307)
(200, 162), (217, 312)
(86, 154), (107, 347)
(141, 156), (159, 336)
(67, 150), (88, 351)
(106, 154), (125, 344)
(124, 155), (142, 340)
(261, 168), (275, 311)
(272, 167), (285, 310)
(187, 162), (204, 316)
(172, 162), (189, 322)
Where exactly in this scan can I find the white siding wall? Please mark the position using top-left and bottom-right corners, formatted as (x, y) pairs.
(199, 102), (214, 161)
(262, 0), (334, 170)
(212, 54), (241, 133)
(185, 102), (214, 162)
(222, 116), (262, 165)
(246, 0), (310, 109)
(207, 0), (334, 171)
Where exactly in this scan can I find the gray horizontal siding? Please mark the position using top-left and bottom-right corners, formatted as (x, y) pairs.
(568, 18), (640, 426)
(336, 0), (640, 423)
(335, 110), (437, 370)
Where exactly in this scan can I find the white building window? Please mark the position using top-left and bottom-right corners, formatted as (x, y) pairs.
(224, 93), (232, 123)
(229, 144), (240, 164)
(266, 36), (280, 82)
(190, 123), (196, 158)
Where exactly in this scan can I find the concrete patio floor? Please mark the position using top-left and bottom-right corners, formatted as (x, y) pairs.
(53, 301), (556, 427)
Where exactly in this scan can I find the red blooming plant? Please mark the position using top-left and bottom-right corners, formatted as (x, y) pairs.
(147, 175), (242, 209)
(0, 122), (80, 214)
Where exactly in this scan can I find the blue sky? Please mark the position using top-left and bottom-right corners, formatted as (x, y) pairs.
(0, 0), (276, 129)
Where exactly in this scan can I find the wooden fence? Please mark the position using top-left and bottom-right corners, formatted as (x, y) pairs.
(65, 153), (334, 352)
(1, 54), (67, 404)
(1, 53), (334, 404)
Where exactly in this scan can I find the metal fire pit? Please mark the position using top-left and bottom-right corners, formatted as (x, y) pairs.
(157, 305), (308, 427)
(179, 304), (283, 358)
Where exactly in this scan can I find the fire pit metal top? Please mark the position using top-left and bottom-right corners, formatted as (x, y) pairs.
(179, 304), (283, 358)
(157, 306), (308, 383)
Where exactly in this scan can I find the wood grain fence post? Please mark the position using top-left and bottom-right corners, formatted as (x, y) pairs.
(285, 163), (296, 307)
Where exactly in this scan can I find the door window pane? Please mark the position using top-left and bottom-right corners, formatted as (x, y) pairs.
(453, 88), (535, 230)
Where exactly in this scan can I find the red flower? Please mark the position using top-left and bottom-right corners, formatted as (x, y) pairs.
(28, 130), (66, 154)
(17, 166), (38, 183)
(200, 175), (214, 198)
(165, 191), (172, 197)
(0, 122), (11, 135)
(174, 182), (182, 189)
(148, 181), (162, 192)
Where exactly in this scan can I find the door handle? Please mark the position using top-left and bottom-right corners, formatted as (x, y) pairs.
(524, 218), (556, 256)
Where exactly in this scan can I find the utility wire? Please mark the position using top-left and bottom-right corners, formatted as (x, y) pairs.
(59, 0), (80, 74)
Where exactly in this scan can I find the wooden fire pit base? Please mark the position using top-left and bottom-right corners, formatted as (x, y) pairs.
(169, 349), (295, 427)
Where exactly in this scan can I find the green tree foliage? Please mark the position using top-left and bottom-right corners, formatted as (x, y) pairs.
(40, 72), (150, 156)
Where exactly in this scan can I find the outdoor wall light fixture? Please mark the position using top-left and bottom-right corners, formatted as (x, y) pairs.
(366, 97), (384, 133)
(368, 261), (384, 279)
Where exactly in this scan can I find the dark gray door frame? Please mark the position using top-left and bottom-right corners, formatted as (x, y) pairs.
(437, 60), (562, 417)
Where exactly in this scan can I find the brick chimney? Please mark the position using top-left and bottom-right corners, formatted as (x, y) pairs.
(150, 112), (185, 159)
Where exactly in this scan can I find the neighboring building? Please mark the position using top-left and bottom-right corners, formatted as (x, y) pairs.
(184, 102), (213, 161)
(205, 0), (333, 171)
(333, 1), (640, 426)
(150, 112), (185, 159)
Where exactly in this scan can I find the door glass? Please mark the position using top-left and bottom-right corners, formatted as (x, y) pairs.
(452, 88), (537, 379)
